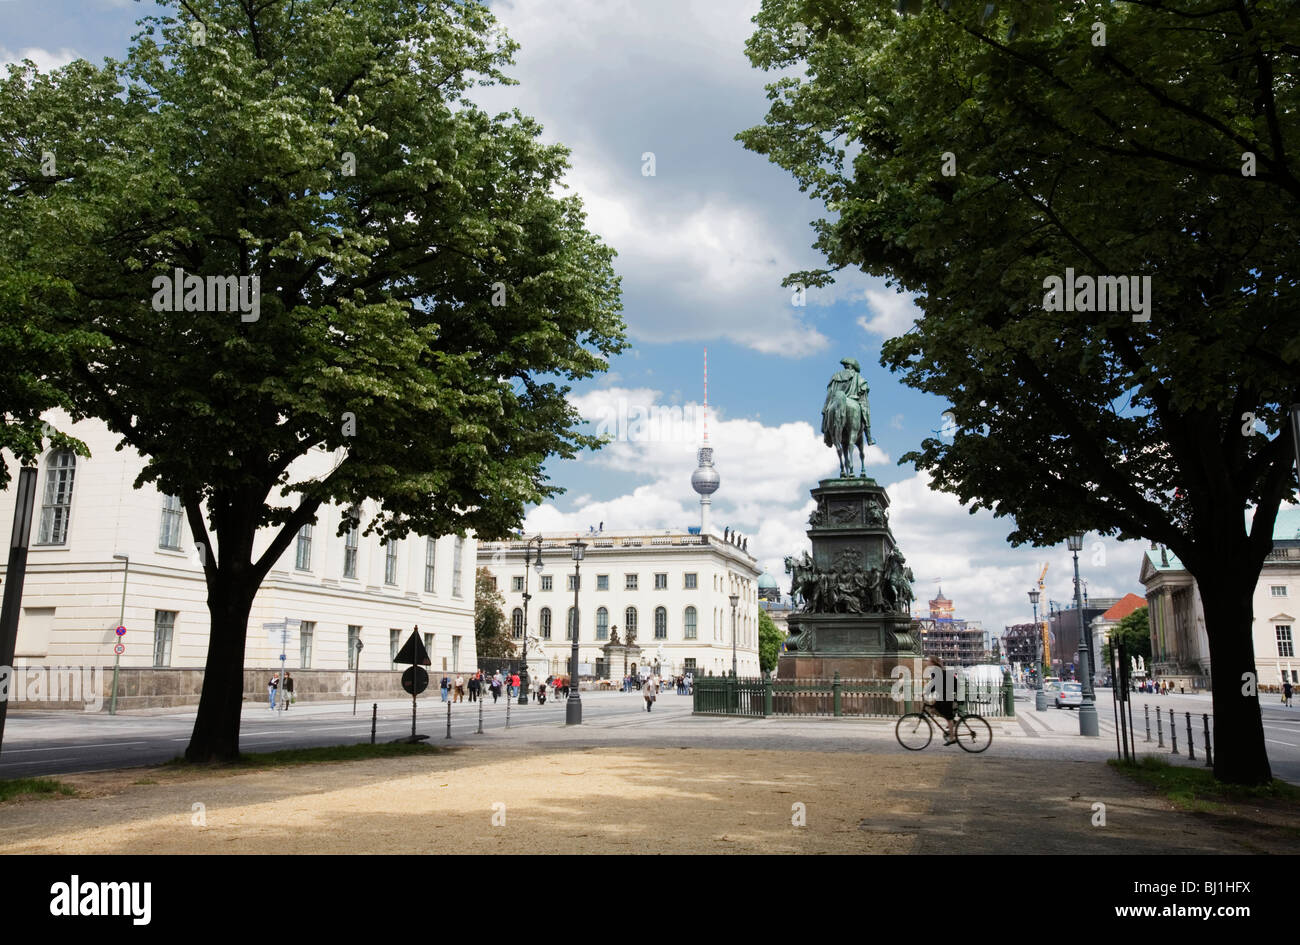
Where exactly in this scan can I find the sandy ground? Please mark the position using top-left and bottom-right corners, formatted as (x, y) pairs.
(2, 744), (1291, 854)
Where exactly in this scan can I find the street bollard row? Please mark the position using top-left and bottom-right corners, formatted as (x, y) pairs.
(1140, 704), (1213, 767)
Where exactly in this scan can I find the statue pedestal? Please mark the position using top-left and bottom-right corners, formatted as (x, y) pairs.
(777, 478), (922, 685)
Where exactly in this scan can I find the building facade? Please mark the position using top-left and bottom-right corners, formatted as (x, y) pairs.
(915, 588), (987, 666)
(481, 530), (761, 679)
(1, 415), (478, 691)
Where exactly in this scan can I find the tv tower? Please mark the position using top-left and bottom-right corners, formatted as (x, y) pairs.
(690, 348), (720, 534)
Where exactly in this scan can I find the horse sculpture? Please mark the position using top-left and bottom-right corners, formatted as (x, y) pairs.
(821, 358), (872, 478)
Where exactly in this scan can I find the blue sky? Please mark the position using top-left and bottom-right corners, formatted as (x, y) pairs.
(0, 0), (1157, 636)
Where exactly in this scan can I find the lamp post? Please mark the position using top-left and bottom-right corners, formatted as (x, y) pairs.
(519, 535), (543, 705)
(566, 539), (586, 725)
(352, 637), (364, 717)
(729, 593), (739, 678)
(1029, 588), (1046, 711)
(109, 554), (130, 715)
(1068, 533), (1099, 736)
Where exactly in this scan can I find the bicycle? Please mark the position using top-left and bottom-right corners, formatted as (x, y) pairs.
(895, 703), (992, 753)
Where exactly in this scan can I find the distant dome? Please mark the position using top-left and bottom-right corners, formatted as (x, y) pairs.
(691, 446), (720, 495)
(758, 572), (779, 590)
(758, 571), (781, 601)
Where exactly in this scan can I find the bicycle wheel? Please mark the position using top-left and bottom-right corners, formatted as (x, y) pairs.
(895, 712), (934, 751)
(953, 713), (992, 753)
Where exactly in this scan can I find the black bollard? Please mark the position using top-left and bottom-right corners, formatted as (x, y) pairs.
(1185, 712), (1195, 760)
(1156, 708), (1164, 747)
(477, 692), (484, 735)
(1170, 708), (1178, 755)
(370, 702), (377, 745)
(445, 699), (452, 739)
(1203, 713), (1213, 767)
(1144, 704), (1151, 742)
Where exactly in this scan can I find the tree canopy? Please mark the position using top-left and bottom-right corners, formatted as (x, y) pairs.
(758, 608), (784, 672)
(740, 0), (1297, 783)
(0, 0), (623, 760)
(475, 567), (515, 660)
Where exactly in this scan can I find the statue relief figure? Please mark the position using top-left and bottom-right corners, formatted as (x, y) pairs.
(864, 496), (887, 528)
(884, 549), (915, 614)
(822, 357), (874, 478)
(864, 566), (886, 612)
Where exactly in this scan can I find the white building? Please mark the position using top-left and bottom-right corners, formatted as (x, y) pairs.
(1138, 507), (1300, 690)
(0, 414), (478, 684)
(481, 529), (762, 679)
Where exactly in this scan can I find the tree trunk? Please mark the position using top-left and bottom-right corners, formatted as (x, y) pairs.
(184, 575), (257, 763)
(1199, 575), (1273, 785)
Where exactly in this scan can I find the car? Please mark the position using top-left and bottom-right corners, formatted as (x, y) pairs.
(1055, 682), (1083, 709)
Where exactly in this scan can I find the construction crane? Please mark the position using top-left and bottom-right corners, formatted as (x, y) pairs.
(1036, 563), (1051, 669)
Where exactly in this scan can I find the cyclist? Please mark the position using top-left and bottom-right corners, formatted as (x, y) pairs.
(924, 657), (959, 745)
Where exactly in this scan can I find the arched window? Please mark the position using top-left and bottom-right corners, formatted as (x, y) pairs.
(684, 606), (697, 640)
(596, 607), (609, 640)
(567, 606), (577, 641)
(512, 608), (524, 639)
(624, 606), (638, 640)
(654, 606), (667, 639)
(540, 607), (552, 639)
(37, 451), (76, 545)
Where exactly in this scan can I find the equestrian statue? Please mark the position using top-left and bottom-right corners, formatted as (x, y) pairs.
(821, 357), (874, 478)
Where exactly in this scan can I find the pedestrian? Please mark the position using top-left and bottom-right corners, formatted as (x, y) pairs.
(268, 672), (279, 710)
(440, 675), (450, 702)
(1284, 680), (1293, 707)
(537, 681), (547, 705)
(454, 674), (465, 702)
(490, 675), (501, 703)
(283, 671), (294, 709)
(468, 673), (480, 702)
(511, 672), (520, 698)
(642, 674), (658, 712)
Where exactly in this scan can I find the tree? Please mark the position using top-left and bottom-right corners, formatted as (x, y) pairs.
(740, 0), (1298, 783)
(0, 0), (623, 761)
(1104, 607), (1151, 669)
(475, 566), (515, 660)
(758, 609), (784, 673)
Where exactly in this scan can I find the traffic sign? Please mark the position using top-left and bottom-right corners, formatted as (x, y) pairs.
(402, 666), (430, 695)
(113, 643), (125, 655)
(115, 626), (126, 636)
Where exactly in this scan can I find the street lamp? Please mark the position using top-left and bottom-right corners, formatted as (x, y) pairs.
(352, 636), (364, 716)
(109, 554), (130, 715)
(566, 538), (586, 725)
(1028, 587), (1046, 711)
(519, 535), (544, 705)
(1067, 532), (1099, 736)
(729, 593), (739, 678)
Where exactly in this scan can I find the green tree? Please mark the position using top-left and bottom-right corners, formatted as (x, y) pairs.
(0, 0), (623, 761)
(739, 0), (1297, 785)
(475, 566), (515, 660)
(1104, 607), (1151, 670)
(758, 609), (784, 673)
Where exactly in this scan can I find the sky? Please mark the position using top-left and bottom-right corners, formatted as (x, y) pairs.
(0, 0), (1155, 636)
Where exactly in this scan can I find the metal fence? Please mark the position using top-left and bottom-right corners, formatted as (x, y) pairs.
(693, 673), (1015, 719)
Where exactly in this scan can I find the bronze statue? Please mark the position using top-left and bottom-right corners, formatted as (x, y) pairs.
(822, 357), (874, 478)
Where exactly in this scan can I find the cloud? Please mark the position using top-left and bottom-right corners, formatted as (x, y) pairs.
(0, 46), (78, 72)
(856, 287), (921, 337)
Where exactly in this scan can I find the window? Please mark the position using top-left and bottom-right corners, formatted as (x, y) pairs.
(625, 574), (638, 590)
(567, 574), (577, 592)
(424, 537), (437, 592)
(452, 536), (464, 596)
(684, 606), (697, 639)
(343, 523), (358, 579)
(347, 625), (361, 670)
(1272, 586), (1288, 598)
(512, 576), (524, 592)
(487, 574), (498, 592)
(597, 574), (609, 591)
(384, 542), (398, 585)
(1278, 626), (1295, 658)
(424, 632), (434, 657)
(159, 495), (183, 549)
(295, 523), (313, 570)
(452, 635), (461, 670)
(512, 608), (524, 639)
(153, 610), (176, 667)
(390, 629), (402, 661)
(654, 606), (667, 639)
(567, 606), (577, 641)
(540, 607), (552, 639)
(540, 575), (553, 592)
(299, 621), (315, 669)
(654, 573), (668, 590)
(625, 606), (638, 639)
(596, 607), (609, 640)
(37, 451), (76, 545)
(684, 657), (696, 672)
(684, 572), (697, 589)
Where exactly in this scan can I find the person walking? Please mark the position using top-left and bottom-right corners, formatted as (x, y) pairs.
(468, 673), (480, 702)
(454, 674), (465, 702)
(537, 680), (547, 705)
(642, 675), (658, 712)
(490, 674), (502, 703)
(440, 675), (450, 702)
(1284, 679), (1293, 707)
(511, 672), (520, 699)
(282, 671), (294, 710)
(268, 672), (279, 710)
